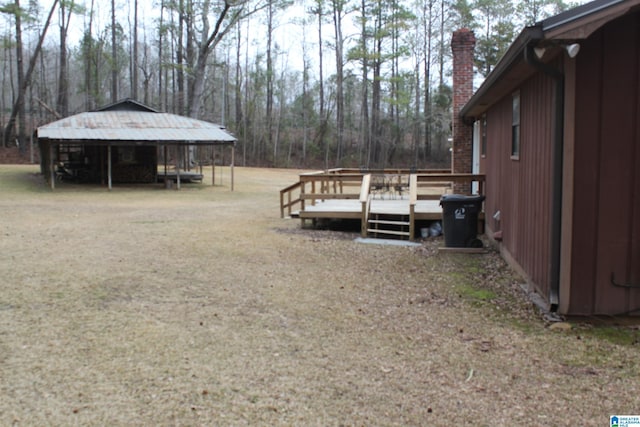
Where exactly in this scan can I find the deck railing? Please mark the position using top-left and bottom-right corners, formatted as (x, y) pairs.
(299, 172), (366, 206)
(279, 171), (369, 218)
(280, 181), (304, 218)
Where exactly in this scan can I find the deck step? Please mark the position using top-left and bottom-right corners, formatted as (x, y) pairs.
(368, 219), (410, 226)
(367, 211), (411, 240)
(367, 228), (411, 237)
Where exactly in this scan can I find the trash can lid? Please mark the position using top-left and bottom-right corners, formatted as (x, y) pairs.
(439, 194), (486, 204)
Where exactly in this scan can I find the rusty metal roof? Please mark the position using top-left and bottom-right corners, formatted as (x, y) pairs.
(37, 110), (236, 144)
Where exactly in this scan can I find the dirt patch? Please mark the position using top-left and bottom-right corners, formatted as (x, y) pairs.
(0, 165), (637, 426)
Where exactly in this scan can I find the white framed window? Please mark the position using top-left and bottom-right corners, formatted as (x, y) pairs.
(511, 91), (520, 160)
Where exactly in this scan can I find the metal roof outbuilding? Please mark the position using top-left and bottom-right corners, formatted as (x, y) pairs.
(37, 99), (237, 190)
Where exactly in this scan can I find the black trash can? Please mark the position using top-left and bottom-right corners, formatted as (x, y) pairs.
(439, 194), (485, 248)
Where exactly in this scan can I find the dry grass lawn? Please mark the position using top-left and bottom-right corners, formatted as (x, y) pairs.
(0, 165), (638, 426)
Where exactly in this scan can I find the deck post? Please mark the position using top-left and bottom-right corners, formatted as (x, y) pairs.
(279, 191), (284, 218)
(360, 174), (372, 237)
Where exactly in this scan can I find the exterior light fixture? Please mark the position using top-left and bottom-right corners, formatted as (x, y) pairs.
(534, 47), (546, 59)
(565, 43), (580, 58)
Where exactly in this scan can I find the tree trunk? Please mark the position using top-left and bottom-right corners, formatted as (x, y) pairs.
(185, 0), (196, 111)
(14, 0), (25, 149)
(389, 0), (399, 165)
(413, 53), (421, 165)
(244, 20), (252, 163)
(2, 37), (13, 134)
(424, 0), (433, 160)
(371, 2), (382, 165)
(359, 0), (370, 168)
(176, 0), (185, 114)
(187, 0), (233, 118)
(111, 0), (118, 102)
(332, 0), (345, 167)
(131, 0), (138, 100)
(234, 20), (245, 165)
(57, 0), (73, 117)
(439, 0), (445, 88)
(301, 14), (311, 165)
(158, 0), (164, 110)
(3, 0), (59, 149)
(267, 2), (275, 165)
(310, 1), (328, 168)
(84, 0), (95, 111)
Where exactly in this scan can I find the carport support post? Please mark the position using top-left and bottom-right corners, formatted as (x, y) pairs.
(231, 145), (235, 191)
(211, 148), (215, 186)
(176, 145), (181, 190)
(163, 145), (168, 178)
(49, 143), (55, 190)
(107, 145), (112, 190)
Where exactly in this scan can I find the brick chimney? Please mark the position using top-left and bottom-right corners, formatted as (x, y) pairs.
(451, 29), (476, 193)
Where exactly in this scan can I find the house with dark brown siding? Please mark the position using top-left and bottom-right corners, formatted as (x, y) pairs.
(454, 0), (640, 316)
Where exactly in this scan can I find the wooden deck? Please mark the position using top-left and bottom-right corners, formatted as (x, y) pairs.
(280, 168), (485, 240)
(299, 197), (443, 220)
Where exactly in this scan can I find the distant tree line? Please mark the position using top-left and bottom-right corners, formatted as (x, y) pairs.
(0, 0), (581, 169)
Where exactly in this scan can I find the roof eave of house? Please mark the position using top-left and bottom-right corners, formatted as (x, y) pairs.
(460, 0), (640, 121)
(541, 0), (627, 33)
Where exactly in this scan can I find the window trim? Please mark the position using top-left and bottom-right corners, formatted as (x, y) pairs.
(480, 115), (487, 158)
(511, 91), (521, 160)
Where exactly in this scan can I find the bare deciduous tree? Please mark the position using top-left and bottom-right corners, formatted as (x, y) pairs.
(2, 0), (59, 149)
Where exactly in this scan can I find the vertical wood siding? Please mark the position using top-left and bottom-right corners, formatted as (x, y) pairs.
(571, 12), (640, 315)
(485, 72), (555, 299)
